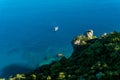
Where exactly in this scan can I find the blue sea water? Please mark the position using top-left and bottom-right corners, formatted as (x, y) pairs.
(0, 0), (120, 78)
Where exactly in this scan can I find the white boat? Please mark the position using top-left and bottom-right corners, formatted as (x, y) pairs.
(54, 26), (59, 31)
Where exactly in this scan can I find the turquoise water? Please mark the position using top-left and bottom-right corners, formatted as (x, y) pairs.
(0, 0), (120, 77)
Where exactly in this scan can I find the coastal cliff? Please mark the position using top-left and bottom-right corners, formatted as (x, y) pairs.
(8, 31), (120, 80)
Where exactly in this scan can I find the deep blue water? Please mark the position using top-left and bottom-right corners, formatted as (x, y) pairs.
(0, 0), (120, 77)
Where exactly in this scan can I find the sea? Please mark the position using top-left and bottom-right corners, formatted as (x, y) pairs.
(0, 0), (120, 78)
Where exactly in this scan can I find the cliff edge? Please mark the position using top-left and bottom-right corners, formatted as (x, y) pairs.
(9, 30), (120, 80)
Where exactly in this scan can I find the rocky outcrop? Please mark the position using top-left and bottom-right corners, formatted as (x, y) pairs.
(72, 29), (95, 46)
(71, 29), (97, 51)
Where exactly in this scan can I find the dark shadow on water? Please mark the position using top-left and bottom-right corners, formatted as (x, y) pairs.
(0, 64), (33, 78)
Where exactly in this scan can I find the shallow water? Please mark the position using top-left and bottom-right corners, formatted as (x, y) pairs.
(0, 0), (120, 77)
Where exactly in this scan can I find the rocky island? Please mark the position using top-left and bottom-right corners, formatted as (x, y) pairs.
(4, 30), (120, 80)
